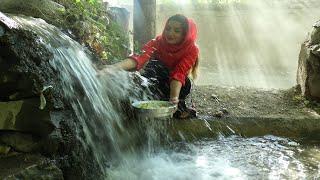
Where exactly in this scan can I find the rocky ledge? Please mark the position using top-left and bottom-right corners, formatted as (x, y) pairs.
(0, 153), (63, 179)
(170, 86), (320, 141)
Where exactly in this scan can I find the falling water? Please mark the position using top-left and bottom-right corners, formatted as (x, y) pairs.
(107, 134), (320, 180)
(11, 15), (153, 176)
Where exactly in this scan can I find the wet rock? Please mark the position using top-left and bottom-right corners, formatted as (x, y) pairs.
(0, 13), (111, 179)
(0, 26), (5, 36)
(220, 108), (229, 114)
(0, 146), (10, 154)
(314, 20), (320, 28)
(213, 111), (224, 118)
(0, 13), (64, 109)
(0, 153), (63, 179)
(0, 104), (99, 177)
(0, 12), (20, 30)
(0, 0), (65, 27)
(310, 21), (320, 45)
(0, 131), (41, 152)
(0, 99), (79, 155)
(0, 130), (62, 154)
(211, 94), (217, 98)
(310, 44), (320, 58)
(297, 19), (320, 100)
(0, 99), (56, 136)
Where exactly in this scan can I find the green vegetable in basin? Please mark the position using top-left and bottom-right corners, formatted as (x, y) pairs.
(132, 101), (177, 118)
(135, 101), (173, 109)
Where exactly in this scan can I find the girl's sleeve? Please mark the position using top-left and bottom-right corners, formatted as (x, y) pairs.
(169, 46), (199, 86)
(128, 40), (157, 70)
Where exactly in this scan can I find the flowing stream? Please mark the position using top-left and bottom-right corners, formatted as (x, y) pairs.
(108, 135), (320, 180)
(11, 16), (320, 179)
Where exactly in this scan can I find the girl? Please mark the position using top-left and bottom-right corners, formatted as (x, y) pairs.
(113, 14), (199, 119)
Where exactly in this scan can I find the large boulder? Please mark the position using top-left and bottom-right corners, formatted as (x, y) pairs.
(0, 99), (56, 136)
(0, 12), (102, 179)
(0, 153), (63, 179)
(0, 0), (65, 27)
(0, 12), (63, 108)
(0, 12), (67, 155)
(297, 20), (320, 100)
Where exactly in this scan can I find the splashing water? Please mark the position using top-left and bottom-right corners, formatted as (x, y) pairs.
(108, 135), (320, 180)
(11, 16), (153, 176)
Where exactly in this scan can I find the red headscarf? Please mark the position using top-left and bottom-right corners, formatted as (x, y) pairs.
(130, 15), (199, 85)
(155, 18), (198, 62)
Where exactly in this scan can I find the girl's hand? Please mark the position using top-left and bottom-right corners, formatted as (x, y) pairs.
(170, 97), (179, 113)
(96, 65), (114, 77)
(169, 97), (179, 104)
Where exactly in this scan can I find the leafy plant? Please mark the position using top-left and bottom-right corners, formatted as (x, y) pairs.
(52, 0), (129, 62)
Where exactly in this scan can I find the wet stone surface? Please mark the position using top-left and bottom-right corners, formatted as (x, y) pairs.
(0, 153), (63, 179)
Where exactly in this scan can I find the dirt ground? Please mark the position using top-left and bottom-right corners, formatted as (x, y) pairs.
(188, 85), (320, 120)
(168, 85), (320, 140)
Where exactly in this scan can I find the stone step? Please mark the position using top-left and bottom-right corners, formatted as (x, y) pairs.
(169, 116), (320, 141)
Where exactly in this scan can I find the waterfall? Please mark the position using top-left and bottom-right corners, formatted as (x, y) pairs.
(7, 14), (320, 180)
(11, 16), (152, 176)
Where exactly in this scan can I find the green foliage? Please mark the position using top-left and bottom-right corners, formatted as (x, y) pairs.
(292, 94), (305, 103)
(104, 21), (130, 63)
(52, 0), (129, 62)
(292, 90), (320, 113)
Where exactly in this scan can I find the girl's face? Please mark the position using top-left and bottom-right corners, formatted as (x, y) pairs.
(164, 20), (185, 45)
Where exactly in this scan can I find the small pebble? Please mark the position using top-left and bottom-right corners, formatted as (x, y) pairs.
(220, 108), (229, 114)
(211, 94), (218, 99)
(214, 111), (224, 118)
